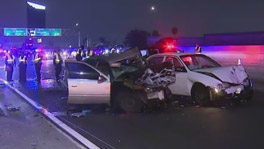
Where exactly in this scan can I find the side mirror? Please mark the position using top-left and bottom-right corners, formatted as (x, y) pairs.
(98, 75), (107, 84)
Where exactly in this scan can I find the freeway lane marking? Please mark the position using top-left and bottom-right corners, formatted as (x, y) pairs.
(0, 79), (100, 149)
(58, 116), (116, 149)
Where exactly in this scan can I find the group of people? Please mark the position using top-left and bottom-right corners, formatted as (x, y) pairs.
(5, 50), (63, 83)
(75, 48), (94, 61)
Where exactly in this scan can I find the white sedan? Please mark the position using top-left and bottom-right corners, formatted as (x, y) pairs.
(146, 53), (253, 105)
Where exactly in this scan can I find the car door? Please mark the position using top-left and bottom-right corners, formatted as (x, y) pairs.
(65, 61), (111, 104)
(165, 56), (189, 96)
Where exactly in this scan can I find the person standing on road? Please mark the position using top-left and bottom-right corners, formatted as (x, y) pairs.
(195, 43), (202, 53)
(76, 48), (82, 61)
(34, 52), (42, 83)
(5, 50), (16, 82)
(85, 49), (90, 59)
(18, 52), (27, 82)
(53, 50), (63, 82)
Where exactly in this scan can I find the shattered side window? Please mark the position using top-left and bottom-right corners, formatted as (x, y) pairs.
(166, 57), (183, 69)
(148, 57), (164, 72)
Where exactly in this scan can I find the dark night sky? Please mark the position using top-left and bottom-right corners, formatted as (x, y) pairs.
(1, 0), (264, 42)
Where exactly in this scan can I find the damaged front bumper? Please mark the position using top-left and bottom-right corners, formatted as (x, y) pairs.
(210, 80), (253, 101)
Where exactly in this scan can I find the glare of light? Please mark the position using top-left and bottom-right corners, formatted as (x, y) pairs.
(69, 45), (72, 48)
(71, 51), (77, 57)
(214, 88), (219, 93)
(105, 49), (109, 54)
(45, 53), (49, 58)
(63, 51), (67, 56)
(37, 38), (42, 43)
(27, 2), (46, 10)
(151, 6), (155, 11)
(167, 45), (174, 49)
(237, 58), (241, 65)
(3, 50), (6, 53)
(117, 49), (120, 53)
(75, 23), (79, 27)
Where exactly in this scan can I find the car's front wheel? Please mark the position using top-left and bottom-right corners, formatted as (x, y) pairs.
(114, 91), (144, 113)
(191, 84), (211, 106)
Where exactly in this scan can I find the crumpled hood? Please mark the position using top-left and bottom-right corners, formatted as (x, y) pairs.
(194, 66), (248, 84)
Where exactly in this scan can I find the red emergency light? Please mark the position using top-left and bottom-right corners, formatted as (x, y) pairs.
(163, 43), (175, 52)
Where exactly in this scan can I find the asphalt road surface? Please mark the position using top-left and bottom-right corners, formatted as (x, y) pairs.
(0, 56), (264, 149)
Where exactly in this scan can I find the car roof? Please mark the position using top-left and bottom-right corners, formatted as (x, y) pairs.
(148, 53), (205, 58)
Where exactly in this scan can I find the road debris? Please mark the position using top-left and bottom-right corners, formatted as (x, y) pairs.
(51, 111), (67, 117)
(6, 106), (20, 112)
(221, 106), (227, 109)
(195, 105), (200, 108)
(70, 112), (84, 118)
(82, 110), (92, 115)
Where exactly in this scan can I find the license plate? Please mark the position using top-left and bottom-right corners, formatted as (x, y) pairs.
(236, 88), (242, 94)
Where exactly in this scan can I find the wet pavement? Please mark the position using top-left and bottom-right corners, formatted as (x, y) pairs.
(1, 57), (264, 149)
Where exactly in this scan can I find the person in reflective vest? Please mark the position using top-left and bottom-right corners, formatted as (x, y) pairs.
(5, 50), (16, 82)
(195, 43), (202, 53)
(85, 50), (90, 59)
(53, 51), (63, 82)
(34, 52), (42, 83)
(85, 49), (94, 59)
(18, 52), (27, 82)
(76, 48), (82, 61)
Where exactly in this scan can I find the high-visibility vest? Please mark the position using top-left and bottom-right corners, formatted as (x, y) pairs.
(7, 55), (15, 64)
(19, 56), (27, 64)
(86, 51), (90, 58)
(90, 50), (93, 56)
(55, 54), (61, 64)
(34, 54), (41, 63)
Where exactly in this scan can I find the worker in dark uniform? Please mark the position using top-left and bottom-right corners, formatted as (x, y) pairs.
(18, 52), (27, 82)
(195, 43), (202, 53)
(53, 50), (63, 82)
(5, 50), (16, 82)
(76, 48), (82, 61)
(34, 52), (42, 83)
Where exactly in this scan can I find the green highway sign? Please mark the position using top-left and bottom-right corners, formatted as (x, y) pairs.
(4, 28), (62, 37)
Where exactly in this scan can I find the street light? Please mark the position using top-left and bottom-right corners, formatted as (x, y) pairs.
(151, 6), (155, 11)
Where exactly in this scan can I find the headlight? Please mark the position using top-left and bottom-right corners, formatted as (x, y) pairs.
(217, 82), (231, 90)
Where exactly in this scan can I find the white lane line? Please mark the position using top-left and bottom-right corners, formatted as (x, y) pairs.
(0, 79), (100, 149)
(59, 116), (116, 149)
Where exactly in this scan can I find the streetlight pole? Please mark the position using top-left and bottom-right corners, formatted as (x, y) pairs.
(76, 23), (81, 48)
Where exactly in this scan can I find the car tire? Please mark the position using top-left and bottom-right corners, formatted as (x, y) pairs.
(243, 88), (254, 101)
(115, 91), (144, 113)
(191, 84), (211, 106)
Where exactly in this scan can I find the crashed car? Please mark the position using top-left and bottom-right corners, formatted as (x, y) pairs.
(63, 48), (174, 112)
(146, 53), (253, 105)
